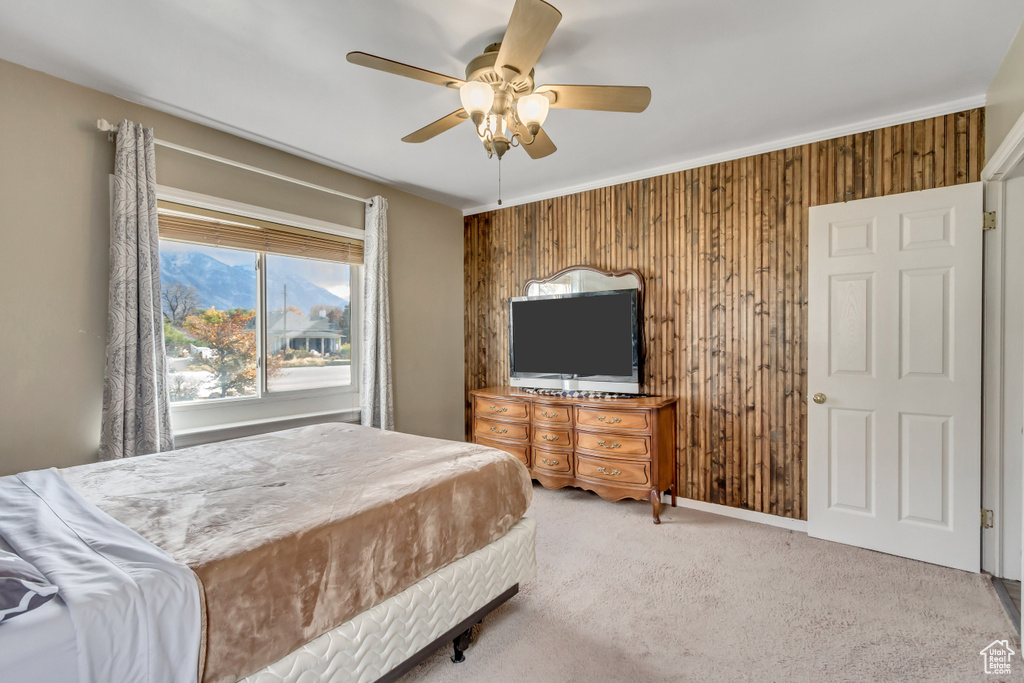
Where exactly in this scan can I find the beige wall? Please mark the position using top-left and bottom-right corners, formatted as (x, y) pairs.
(987, 21), (1024, 158)
(0, 59), (465, 476)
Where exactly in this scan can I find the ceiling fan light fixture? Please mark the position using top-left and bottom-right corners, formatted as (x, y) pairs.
(516, 93), (549, 136)
(476, 114), (511, 159)
(460, 81), (494, 126)
(477, 114), (506, 141)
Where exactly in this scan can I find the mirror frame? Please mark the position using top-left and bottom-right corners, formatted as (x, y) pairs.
(521, 265), (645, 302)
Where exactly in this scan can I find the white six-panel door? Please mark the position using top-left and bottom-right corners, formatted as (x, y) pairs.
(807, 183), (983, 572)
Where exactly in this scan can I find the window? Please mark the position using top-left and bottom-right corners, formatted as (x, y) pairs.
(154, 189), (362, 426)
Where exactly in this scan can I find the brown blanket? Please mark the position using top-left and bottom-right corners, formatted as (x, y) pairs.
(60, 423), (532, 683)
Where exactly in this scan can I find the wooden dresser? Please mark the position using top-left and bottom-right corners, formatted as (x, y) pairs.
(469, 386), (677, 523)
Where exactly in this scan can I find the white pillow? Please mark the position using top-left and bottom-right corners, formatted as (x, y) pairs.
(0, 548), (59, 624)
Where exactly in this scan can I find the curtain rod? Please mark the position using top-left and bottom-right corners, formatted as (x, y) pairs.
(96, 119), (372, 206)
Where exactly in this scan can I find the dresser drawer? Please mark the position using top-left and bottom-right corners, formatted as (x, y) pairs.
(475, 437), (530, 468)
(474, 418), (529, 442)
(533, 403), (572, 425)
(533, 426), (573, 449)
(576, 407), (650, 432)
(576, 431), (650, 458)
(576, 455), (650, 486)
(475, 397), (530, 421)
(533, 447), (571, 474)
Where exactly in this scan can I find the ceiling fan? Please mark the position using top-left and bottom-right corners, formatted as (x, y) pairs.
(346, 0), (651, 162)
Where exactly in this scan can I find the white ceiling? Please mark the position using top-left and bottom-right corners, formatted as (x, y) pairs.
(1, 0), (1021, 213)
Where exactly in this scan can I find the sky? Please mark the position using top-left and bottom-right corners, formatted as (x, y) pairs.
(160, 240), (351, 301)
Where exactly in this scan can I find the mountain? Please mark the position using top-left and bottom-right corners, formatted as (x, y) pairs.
(265, 257), (348, 314)
(160, 250), (348, 315)
(160, 250), (256, 311)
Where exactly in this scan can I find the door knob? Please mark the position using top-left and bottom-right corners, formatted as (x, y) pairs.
(812, 393), (826, 404)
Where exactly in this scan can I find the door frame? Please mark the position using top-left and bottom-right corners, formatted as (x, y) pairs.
(981, 109), (1024, 585)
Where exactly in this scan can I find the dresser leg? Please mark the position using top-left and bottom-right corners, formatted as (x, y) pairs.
(670, 485), (677, 507)
(650, 488), (661, 524)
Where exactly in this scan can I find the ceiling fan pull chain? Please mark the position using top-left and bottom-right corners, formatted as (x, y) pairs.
(498, 156), (502, 206)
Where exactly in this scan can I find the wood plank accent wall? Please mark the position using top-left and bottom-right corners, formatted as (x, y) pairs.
(464, 109), (985, 519)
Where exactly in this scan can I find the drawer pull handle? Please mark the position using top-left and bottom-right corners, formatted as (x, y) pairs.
(596, 467), (622, 476)
(541, 458), (559, 467)
(489, 426), (508, 435)
(596, 440), (621, 449)
(541, 434), (559, 442)
(597, 416), (621, 424)
(541, 410), (558, 419)
(489, 405), (508, 413)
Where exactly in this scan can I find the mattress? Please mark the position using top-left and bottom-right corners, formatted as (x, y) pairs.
(242, 517), (537, 683)
(61, 423), (533, 682)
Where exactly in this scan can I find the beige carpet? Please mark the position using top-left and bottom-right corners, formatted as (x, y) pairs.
(408, 484), (1019, 682)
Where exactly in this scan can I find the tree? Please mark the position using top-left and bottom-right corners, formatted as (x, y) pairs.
(184, 308), (258, 397)
(163, 319), (193, 356)
(167, 373), (204, 402)
(163, 283), (201, 326)
(338, 303), (350, 335)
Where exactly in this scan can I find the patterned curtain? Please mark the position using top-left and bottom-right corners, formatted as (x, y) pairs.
(360, 196), (394, 430)
(99, 120), (173, 459)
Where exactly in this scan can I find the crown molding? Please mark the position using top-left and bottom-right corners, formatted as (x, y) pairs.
(462, 94), (987, 216)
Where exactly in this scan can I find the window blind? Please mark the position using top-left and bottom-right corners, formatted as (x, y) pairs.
(156, 200), (363, 264)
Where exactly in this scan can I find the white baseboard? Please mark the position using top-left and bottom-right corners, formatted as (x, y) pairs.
(662, 493), (808, 533)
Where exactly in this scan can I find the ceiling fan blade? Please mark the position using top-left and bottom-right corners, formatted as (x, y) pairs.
(402, 109), (470, 143)
(495, 0), (562, 81)
(522, 126), (556, 159)
(535, 84), (652, 113)
(346, 52), (464, 89)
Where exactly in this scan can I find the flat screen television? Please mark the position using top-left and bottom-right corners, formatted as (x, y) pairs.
(508, 289), (640, 394)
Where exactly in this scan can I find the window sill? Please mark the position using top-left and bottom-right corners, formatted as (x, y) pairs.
(170, 386), (359, 446)
(173, 408), (360, 449)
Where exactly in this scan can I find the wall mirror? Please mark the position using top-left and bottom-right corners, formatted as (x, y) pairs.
(522, 265), (644, 300)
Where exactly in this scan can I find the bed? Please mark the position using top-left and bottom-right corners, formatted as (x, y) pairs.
(0, 423), (536, 682)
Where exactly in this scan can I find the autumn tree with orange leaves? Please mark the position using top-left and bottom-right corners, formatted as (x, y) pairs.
(184, 308), (258, 397)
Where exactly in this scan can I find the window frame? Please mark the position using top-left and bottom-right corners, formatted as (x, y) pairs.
(155, 185), (363, 439)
